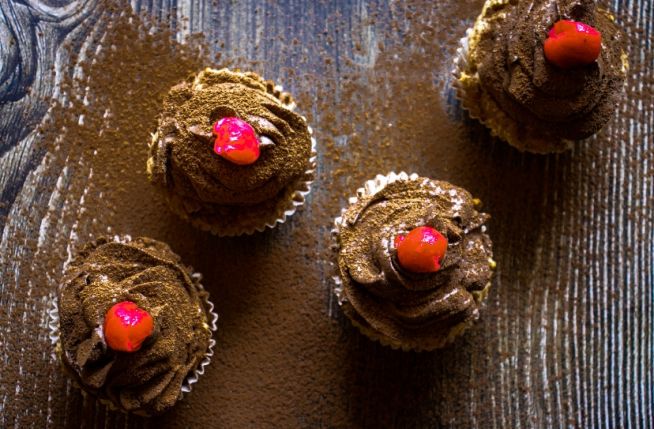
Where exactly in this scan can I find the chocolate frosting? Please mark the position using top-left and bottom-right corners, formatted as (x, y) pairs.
(335, 176), (494, 350)
(58, 237), (212, 415)
(475, 0), (626, 142)
(148, 68), (313, 231)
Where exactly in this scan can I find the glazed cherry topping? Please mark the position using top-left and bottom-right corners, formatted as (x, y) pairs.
(104, 301), (154, 352)
(212, 117), (260, 165)
(394, 226), (448, 273)
(544, 20), (602, 68)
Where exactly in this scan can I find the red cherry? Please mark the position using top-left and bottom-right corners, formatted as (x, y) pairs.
(212, 117), (260, 165)
(103, 301), (154, 352)
(394, 226), (448, 273)
(544, 20), (601, 68)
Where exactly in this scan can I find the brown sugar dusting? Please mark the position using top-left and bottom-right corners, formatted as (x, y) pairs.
(0, 0), (651, 427)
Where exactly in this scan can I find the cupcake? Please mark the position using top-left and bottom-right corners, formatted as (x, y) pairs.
(147, 67), (316, 236)
(51, 236), (218, 416)
(454, 0), (628, 153)
(333, 172), (495, 351)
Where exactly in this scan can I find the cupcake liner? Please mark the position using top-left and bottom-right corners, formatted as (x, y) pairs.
(48, 236), (219, 415)
(181, 271), (219, 395)
(346, 311), (478, 352)
(451, 0), (573, 153)
(332, 172), (495, 352)
(147, 68), (316, 237)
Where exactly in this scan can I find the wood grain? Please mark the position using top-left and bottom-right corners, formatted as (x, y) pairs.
(0, 0), (652, 427)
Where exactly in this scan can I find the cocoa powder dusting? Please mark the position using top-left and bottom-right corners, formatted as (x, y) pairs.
(0, 0), (652, 427)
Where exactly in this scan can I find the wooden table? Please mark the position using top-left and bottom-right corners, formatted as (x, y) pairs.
(1, 0), (652, 427)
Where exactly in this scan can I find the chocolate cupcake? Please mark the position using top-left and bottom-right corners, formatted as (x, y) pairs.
(454, 0), (628, 153)
(333, 172), (495, 351)
(147, 67), (316, 235)
(50, 236), (218, 416)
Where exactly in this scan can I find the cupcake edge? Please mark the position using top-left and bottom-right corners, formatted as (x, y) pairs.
(48, 235), (219, 416)
(332, 172), (495, 352)
(147, 67), (317, 236)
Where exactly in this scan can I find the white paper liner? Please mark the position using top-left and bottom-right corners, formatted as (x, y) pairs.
(451, 28), (478, 119)
(147, 67), (316, 236)
(181, 271), (219, 396)
(331, 172), (495, 351)
(48, 235), (219, 414)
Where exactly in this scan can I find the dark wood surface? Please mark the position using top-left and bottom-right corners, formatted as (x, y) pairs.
(0, 0), (652, 427)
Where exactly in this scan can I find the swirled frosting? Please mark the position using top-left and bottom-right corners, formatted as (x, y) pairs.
(335, 175), (494, 350)
(58, 237), (212, 415)
(462, 0), (627, 152)
(147, 68), (314, 234)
